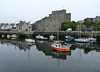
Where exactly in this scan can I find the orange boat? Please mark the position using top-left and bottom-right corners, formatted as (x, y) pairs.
(52, 49), (70, 55)
(51, 41), (71, 51)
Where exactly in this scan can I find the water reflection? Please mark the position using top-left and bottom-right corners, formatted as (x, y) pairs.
(35, 40), (71, 60)
(0, 39), (34, 51)
(74, 42), (100, 54)
(0, 39), (100, 59)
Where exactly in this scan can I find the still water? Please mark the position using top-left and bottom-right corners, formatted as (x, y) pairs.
(0, 39), (100, 72)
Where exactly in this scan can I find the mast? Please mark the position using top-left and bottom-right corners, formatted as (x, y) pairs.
(57, 31), (59, 41)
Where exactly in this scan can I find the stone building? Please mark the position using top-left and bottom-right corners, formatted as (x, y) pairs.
(0, 23), (14, 31)
(17, 21), (32, 32)
(85, 18), (95, 22)
(95, 16), (100, 22)
(85, 16), (100, 22)
(34, 9), (71, 32)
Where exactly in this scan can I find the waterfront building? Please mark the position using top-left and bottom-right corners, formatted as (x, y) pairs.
(85, 16), (100, 22)
(95, 16), (100, 23)
(85, 18), (95, 22)
(34, 9), (71, 32)
(0, 23), (14, 31)
(17, 21), (32, 32)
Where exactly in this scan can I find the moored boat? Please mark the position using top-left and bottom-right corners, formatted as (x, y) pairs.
(7, 35), (10, 39)
(49, 35), (55, 40)
(36, 35), (48, 40)
(25, 39), (35, 43)
(11, 34), (17, 38)
(74, 38), (89, 43)
(51, 41), (71, 51)
(88, 38), (96, 42)
(65, 35), (74, 39)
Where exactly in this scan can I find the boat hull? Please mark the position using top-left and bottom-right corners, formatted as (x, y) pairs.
(51, 45), (70, 51)
(25, 39), (35, 43)
(74, 39), (89, 43)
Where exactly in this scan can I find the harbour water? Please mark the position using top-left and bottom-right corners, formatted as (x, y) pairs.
(0, 39), (100, 72)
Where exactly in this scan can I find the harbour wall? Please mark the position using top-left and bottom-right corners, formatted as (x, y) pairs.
(0, 31), (100, 39)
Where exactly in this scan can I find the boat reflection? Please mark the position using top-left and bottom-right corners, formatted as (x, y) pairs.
(74, 42), (100, 54)
(52, 49), (71, 60)
(52, 49), (71, 55)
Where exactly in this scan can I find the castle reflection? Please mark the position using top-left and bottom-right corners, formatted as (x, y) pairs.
(35, 40), (71, 60)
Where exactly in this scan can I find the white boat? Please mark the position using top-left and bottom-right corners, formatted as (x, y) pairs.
(88, 38), (96, 41)
(2, 35), (5, 38)
(25, 39), (35, 43)
(88, 24), (96, 42)
(7, 35), (10, 39)
(74, 38), (89, 43)
(74, 23), (89, 43)
(49, 35), (55, 40)
(36, 35), (48, 40)
(36, 35), (43, 39)
(25, 25), (35, 43)
(11, 34), (17, 38)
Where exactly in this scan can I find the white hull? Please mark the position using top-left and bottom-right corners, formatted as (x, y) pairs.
(25, 39), (35, 43)
(74, 38), (89, 43)
(7, 35), (10, 39)
(36, 35), (48, 40)
(2, 35), (5, 38)
(49, 35), (55, 40)
(88, 38), (96, 41)
(11, 34), (17, 38)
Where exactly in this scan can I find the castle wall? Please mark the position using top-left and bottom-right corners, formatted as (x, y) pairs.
(35, 9), (71, 32)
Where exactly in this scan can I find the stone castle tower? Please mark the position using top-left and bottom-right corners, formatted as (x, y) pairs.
(34, 9), (71, 32)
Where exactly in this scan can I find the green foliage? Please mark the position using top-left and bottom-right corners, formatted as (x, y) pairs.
(61, 21), (78, 31)
(83, 19), (100, 31)
(83, 19), (91, 27)
(61, 19), (100, 31)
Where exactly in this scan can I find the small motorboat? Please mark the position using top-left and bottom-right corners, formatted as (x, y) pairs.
(51, 41), (71, 51)
(2, 35), (5, 38)
(11, 34), (17, 38)
(88, 38), (96, 42)
(25, 39), (35, 43)
(74, 38), (89, 43)
(65, 35), (74, 39)
(36, 35), (48, 40)
(49, 35), (55, 40)
(7, 35), (10, 39)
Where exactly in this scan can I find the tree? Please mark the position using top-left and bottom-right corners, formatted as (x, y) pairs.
(83, 19), (91, 27)
(61, 21), (78, 31)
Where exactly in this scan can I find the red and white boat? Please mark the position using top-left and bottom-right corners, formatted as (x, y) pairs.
(51, 41), (71, 51)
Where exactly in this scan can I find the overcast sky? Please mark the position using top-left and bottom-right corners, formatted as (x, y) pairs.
(0, 0), (100, 23)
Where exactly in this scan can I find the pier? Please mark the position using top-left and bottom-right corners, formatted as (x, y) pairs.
(0, 31), (100, 40)
(0, 31), (100, 37)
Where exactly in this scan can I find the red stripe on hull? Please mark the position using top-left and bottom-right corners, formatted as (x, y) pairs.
(52, 46), (70, 51)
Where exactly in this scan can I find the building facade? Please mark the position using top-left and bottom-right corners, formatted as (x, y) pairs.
(34, 9), (71, 32)
(85, 16), (100, 22)
(17, 21), (32, 32)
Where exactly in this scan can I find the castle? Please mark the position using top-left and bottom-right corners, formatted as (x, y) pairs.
(34, 9), (71, 32)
